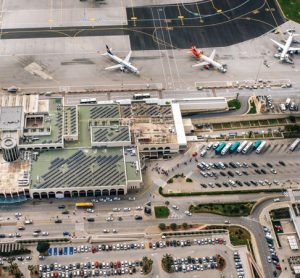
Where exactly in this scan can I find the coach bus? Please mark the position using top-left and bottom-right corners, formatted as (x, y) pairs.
(133, 93), (151, 100)
(75, 202), (94, 209)
(80, 98), (97, 104)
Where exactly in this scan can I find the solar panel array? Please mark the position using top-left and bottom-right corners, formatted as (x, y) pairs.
(120, 105), (131, 118)
(120, 103), (172, 118)
(34, 151), (126, 189)
(90, 105), (119, 119)
(93, 127), (130, 142)
(64, 106), (77, 135)
(55, 111), (63, 143)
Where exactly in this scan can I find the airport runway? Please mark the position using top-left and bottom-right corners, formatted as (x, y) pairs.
(0, 0), (285, 51)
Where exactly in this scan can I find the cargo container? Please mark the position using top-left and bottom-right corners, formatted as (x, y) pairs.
(242, 142), (253, 154)
(215, 142), (226, 155)
(256, 141), (266, 154)
(253, 140), (262, 150)
(237, 141), (248, 153)
(289, 138), (300, 152)
(229, 141), (240, 153)
(221, 143), (232, 155)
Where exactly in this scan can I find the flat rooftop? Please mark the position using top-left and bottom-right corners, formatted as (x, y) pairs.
(64, 106), (77, 136)
(91, 126), (130, 143)
(0, 158), (29, 193)
(30, 147), (126, 190)
(0, 106), (23, 130)
(65, 104), (120, 149)
(20, 98), (63, 145)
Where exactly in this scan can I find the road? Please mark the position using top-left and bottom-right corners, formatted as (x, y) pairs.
(0, 191), (287, 278)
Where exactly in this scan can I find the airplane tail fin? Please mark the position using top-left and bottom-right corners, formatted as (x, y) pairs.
(103, 45), (113, 55)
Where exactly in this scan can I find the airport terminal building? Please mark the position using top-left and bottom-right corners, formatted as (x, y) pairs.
(0, 95), (190, 202)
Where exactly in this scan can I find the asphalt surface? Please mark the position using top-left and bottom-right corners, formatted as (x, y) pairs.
(127, 0), (285, 50)
(0, 192), (287, 278)
(0, 0), (285, 51)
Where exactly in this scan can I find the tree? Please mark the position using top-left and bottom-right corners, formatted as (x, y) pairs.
(162, 254), (174, 273)
(142, 256), (153, 274)
(182, 223), (188, 229)
(165, 201), (170, 206)
(159, 223), (166, 230)
(170, 223), (177, 230)
(37, 241), (50, 254)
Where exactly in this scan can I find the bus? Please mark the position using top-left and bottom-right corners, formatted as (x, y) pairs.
(215, 142), (226, 155)
(221, 143), (232, 155)
(75, 202), (94, 209)
(229, 141), (240, 153)
(253, 140), (262, 150)
(242, 142), (253, 154)
(80, 98), (97, 104)
(133, 93), (151, 100)
(256, 141), (266, 154)
(237, 141), (248, 153)
(289, 138), (300, 152)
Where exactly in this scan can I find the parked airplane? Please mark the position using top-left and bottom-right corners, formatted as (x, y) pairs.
(271, 29), (300, 64)
(102, 45), (140, 74)
(190, 45), (227, 73)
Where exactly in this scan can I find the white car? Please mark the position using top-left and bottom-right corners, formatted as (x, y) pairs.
(15, 212), (22, 217)
(184, 211), (192, 216)
(42, 232), (49, 236)
(267, 256), (272, 263)
(86, 209), (94, 213)
(112, 208), (121, 212)
(172, 205), (179, 210)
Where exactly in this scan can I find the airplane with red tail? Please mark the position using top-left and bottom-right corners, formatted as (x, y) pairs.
(190, 45), (227, 73)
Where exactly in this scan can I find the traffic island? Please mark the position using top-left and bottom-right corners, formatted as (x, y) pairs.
(189, 202), (256, 217)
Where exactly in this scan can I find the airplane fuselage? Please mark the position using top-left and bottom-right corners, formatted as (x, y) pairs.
(106, 53), (139, 74)
(280, 34), (294, 61)
(191, 46), (226, 73)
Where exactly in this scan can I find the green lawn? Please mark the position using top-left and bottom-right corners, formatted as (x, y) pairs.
(189, 202), (255, 217)
(228, 226), (251, 246)
(227, 99), (241, 110)
(154, 206), (170, 218)
(247, 101), (257, 114)
(268, 119), (278, 125)
(278, 0), (300, 23)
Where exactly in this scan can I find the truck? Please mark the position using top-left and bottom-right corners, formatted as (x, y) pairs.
(215, 142), (226, 155)
(242, 142), (253, 154)
(229, 141), (240, 153)
(252, 140), (262, 150)
(237, 141), (248, 153)
(256, 141), (266, 154)
(289, 138), (300, 152)
(221, 143), (232, 155)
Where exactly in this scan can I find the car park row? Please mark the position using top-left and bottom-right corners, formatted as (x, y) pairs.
(39, 259), (144, 278)
(170, 254), (220, 273)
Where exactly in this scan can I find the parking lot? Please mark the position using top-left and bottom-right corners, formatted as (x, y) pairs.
(30, 234), (246, 278)
(161, 140), (300, 194)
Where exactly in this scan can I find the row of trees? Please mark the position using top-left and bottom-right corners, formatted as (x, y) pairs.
(159, 222), (190, 231)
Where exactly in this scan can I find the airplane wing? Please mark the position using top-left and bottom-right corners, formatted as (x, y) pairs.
(289, 46), (300, 51)
(270, 39), (285, 49)
(209, 49), (216, 60)
(192, 61), (210, 68)
(124, 51), (132, 63)
(105, 64), (122, 70)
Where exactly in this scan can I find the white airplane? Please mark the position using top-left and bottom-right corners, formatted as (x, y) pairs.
(102, 45), (140, 74)
(190, 45), (227, 73)
(271, 29), (300, 64)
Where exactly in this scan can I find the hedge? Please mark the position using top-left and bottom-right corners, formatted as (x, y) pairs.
(18, 238), (69, 244)
(159, 187), (283, 197)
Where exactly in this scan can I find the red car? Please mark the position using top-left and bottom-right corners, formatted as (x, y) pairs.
(276, 264), (282, 270)
(192, 152), (198, 157)
(95, 261), (99, 268)
(149, 242), (152, 248)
